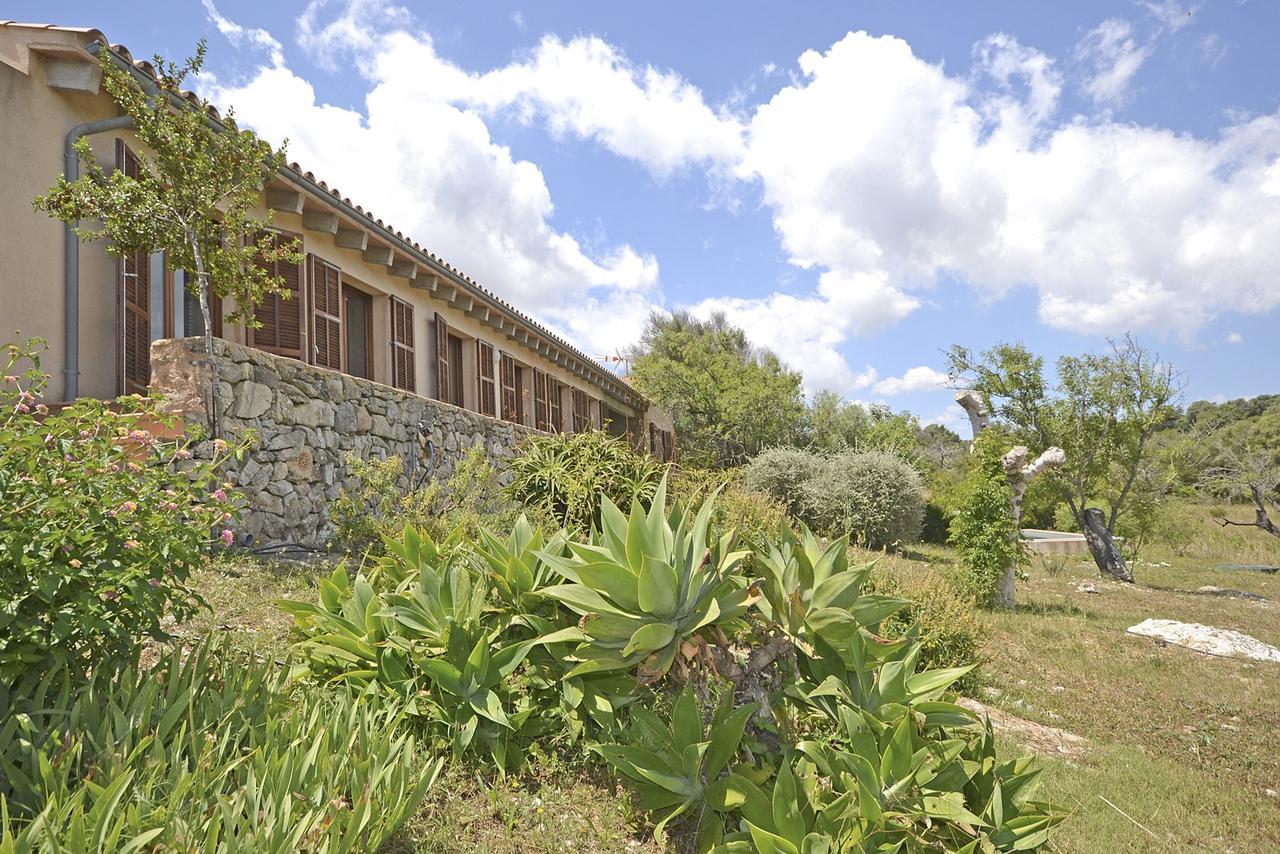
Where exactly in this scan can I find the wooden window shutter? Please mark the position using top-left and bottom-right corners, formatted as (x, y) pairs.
(116, 142), (151, 395)
(477, 340), (497, 417)
(309, 255), (342, 370)
(390, 296), (416, 392)
(547, 377), (563, 432)
(499, 352), (519, 423)
(532, 368), (551, 431)
(252, 231), (304, 360)
(572, 389), (592, 432)
(434, 312), (450, 404)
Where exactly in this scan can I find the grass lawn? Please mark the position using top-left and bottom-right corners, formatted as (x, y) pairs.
(181, 502), (1280, 852)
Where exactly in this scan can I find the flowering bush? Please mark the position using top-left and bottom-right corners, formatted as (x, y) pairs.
(0, 338), (244, 688)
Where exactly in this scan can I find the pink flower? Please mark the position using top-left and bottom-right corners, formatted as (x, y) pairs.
(164, 501), (179, 511)
(2, 374), (16, 383)
(212, 489), (227, 502)
(147, 578), (160, 588)
(69, 558), (81, 568)
(123, 539), (140, 549)
(119, 501), (137, 514)
(223, 512), (233, 522)
(212, 438), (228, 451)
(220, 528), (234, 546)
(18, 390), (34, 402)
(14, 403), (29, 414)
(79, 430), (92, 438)
(35, 403), (49, 415)
(174, 449), (192, 460)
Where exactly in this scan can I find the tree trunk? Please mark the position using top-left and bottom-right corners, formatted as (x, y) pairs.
(955, 390), (990, 440)
(1082, 508), (1133, 582)
(994, 445), (1066, 609)
(191, 243), (218, 437)
(1218, 486), (1280, 538)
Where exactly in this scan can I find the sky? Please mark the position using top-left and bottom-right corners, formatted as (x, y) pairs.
(15, 0), (1280, 434)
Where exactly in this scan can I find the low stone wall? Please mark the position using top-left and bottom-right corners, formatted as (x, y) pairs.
(150, 337), (538, 547)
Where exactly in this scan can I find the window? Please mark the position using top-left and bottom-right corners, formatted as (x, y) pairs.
(547, 375), (563, 432)
(533, 369), (551, 431)
(572, 388), (592, 432)
(173, 269), (222, 339)
(434, 312), (451, 405)
(390, 296), (415, 392)
(116, 141), (160, 395)
(251, 231), (304, 360)
(448, 335), (464, 407)
(344, 286), (371, 380)
(309, 255), (342, 371)
(499, 352), (522, 424)
(477, 340), (497, 417)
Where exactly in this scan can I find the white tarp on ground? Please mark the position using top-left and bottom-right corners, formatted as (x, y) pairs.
(1127, 618), (1280, 663)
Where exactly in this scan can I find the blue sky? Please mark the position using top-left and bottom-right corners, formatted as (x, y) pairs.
(16, 0), (1280, 433)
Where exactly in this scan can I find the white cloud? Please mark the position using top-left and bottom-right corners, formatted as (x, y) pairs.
(872, 366), (949, 396)
(1140, 1), (1199, 33)
(1075, 18), (1153, 107)
(1226, 331), (1243, 344)
(201, 0), (284, 67)
(511, 11), (526, 31)
(198, 4), (1280, 396)
(199, 3), (662, 358)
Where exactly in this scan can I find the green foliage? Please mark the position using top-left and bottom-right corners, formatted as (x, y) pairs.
(747, 447), (926, 548)
(332, 445), (525, 556)
(756, 524), (907, 651)
(538, 477), (757, 679)
(33, 43), (301, 403)
(948, 433), (1027, 607)
(947, 335), (1181, 540)
(803, 451), (926, 549)
(0, 639), (440, 850)
(627, 312), (807, 468)
(671, 466), (789, 554)
(505, 429), (666, 534)
(743, 447), (824, 519)
(592, 686), (754, 845)
(868, 564), (989, 692)
(0, 339), (244, 688)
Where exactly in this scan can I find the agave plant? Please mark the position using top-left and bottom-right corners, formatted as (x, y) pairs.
(537, 476), (758, 679)
(593, 686), (755, 845)
(756, 523), (910, 652)
(474, 515), (560, 614)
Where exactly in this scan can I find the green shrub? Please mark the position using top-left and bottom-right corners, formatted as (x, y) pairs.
(869, 562), (989, 691)
(332, 444), (531, 556)
(743, 446), (823, 518)
(949, 432), (1027, 606)
(1, 638), (440, 849)
(0, 338), (244, 689)
(803, 450), (925, 548)
(504, 429), (666, 533)
(672, 466), (789, 554)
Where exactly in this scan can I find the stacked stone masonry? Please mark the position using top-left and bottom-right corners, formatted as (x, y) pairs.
(150, 337), (540, 547)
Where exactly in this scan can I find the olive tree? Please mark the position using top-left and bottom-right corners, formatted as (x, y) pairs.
(947, 335), (1181, 582)
(35, 41), (300, 431)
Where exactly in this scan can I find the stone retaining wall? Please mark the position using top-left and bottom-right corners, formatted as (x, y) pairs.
(150, 337), (538, 547)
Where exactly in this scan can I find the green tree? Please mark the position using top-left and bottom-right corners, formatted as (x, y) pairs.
(627, 311), (806, 467)
(34, 42), (300, 430)
(947, 335), (1181, 580)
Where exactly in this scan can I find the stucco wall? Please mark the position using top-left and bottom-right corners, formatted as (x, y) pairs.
(150, 337), (541, 547)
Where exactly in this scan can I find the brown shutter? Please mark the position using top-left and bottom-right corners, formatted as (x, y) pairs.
(477, 340), (496, 417)
(572, 389), (592, 432)
(499, 352), (519, 423)
(547, 376), (563, 432)
(252, 231), (304, 360)
(390, 296), (416, 392)
(533, 368), (550, 431)
(434, 312), (450, 404)
(309, 255), (342, 370)
(117, 142), (150, 395)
